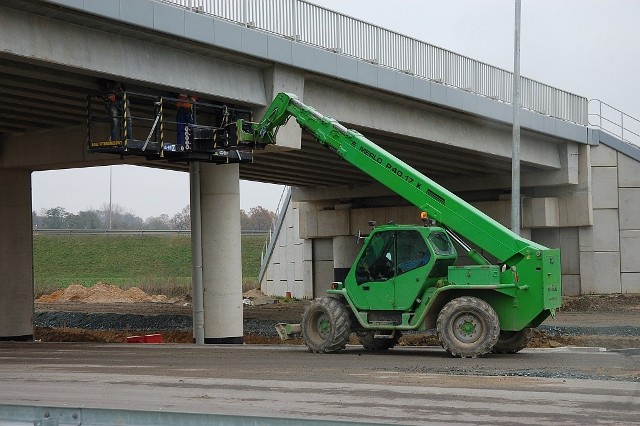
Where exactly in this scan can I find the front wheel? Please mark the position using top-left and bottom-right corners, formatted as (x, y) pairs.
(301, 297), (351, 353)
(492, 328), (532, 354)
(436, 296), (500, 358)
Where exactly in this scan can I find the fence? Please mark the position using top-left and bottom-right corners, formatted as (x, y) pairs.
(160, 0), (587, 125)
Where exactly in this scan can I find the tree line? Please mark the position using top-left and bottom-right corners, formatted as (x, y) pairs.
(32, 205), (276, 231)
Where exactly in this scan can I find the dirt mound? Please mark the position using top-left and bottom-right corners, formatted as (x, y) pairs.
(561, 294), (640, 312)
(36, 283), (169, 304)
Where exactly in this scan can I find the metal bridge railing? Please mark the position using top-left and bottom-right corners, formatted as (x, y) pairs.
(588, 99), (640, 147)
(159, 0), (588, 125)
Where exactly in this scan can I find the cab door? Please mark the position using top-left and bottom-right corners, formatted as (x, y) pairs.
(351, 230), (396, 310)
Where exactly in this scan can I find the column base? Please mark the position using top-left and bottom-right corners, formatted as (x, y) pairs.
(201, 336), (244, 344)
(0, 334), (33, 342)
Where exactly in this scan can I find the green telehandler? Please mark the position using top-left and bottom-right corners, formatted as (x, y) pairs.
(237, 93), (561, 358)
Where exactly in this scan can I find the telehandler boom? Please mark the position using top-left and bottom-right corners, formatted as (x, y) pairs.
(237, 93), (561, 358)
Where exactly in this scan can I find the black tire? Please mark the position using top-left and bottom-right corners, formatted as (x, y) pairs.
(492, 328), (532, 354)
(436, 296), (500, 358)
(357, 330), (401, 350)
(301, 297), (351, 353)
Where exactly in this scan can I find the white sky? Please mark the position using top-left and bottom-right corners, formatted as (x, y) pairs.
(31, 0), (640, 219)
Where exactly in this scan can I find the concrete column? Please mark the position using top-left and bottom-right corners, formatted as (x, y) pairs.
(259, 65), (304, 150)
(333, 235), (360, 283)
(0, 169), (34, 340)
(200, 163), (243, 343)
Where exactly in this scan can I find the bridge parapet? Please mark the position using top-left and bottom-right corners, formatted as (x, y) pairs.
(162, 0), (587, 125)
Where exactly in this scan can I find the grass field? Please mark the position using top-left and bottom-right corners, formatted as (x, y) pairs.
(33, 234), (267, 297)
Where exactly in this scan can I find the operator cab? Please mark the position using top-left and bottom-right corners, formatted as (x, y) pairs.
(347, 224), (457, 312)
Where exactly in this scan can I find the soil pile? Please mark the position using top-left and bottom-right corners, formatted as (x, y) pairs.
(37, 283), (170, 304)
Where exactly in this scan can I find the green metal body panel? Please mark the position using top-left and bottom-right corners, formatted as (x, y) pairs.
(240, 92), (562, 333)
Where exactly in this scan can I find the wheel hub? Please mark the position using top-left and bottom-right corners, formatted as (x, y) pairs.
(453, 314), (481, 343)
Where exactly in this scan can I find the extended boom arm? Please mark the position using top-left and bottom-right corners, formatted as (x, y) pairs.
(238, 93), (547, 266)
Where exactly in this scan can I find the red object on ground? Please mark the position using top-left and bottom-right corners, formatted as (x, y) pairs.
(126, 334), (164, 344)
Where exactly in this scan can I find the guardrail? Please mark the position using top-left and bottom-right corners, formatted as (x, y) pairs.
(160, 0), (587, 125)
(258, 186), (292, 284)
(588, 99), (640, 147)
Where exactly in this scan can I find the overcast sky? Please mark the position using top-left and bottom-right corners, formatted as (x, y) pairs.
(31, 0), (639, 219)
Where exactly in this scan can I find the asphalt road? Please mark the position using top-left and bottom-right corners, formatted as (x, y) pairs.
(0, 342), (638, 425)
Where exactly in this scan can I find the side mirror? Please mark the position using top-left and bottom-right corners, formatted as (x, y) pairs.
(355, 230), (366, 244)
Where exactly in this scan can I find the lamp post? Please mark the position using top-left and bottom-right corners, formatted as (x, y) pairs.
(511, 0), (522, 235)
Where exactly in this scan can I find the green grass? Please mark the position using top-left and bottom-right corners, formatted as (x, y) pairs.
(33, 234), (267, 297)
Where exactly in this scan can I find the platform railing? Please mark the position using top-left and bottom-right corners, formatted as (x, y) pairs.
(159, 0), (587, 125)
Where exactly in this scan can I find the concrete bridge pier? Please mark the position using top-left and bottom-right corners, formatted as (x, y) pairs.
(333, 235), (360, 283)
(0, 169), (34, 340)
(199, 163), (243, 343)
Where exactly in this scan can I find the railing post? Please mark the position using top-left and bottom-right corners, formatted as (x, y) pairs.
(291, 0), (297, 40)
(242, 0), (248, 26)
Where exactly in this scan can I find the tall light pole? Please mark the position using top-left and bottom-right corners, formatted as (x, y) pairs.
(511, 0), (522, 235)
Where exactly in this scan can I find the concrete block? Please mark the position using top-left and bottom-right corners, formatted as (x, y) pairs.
(287, 260), (295, 287)
(295, 255), (304, 281)
(558, 194), (592, 227)
(618, 151), (640, 187)
(522, 197), (559, 228)
(555, 119), (588, 143)
(184, 11), (214, 44)
(429, 81), (448, 106)
(560, 228), (580, 275)
(213, 18), (242, 52)
(313, 260), (334, 297)
(414, 79), (431, 100)
(120, 0), (154, 29)
(312, 48), (338, 77)
(84, 0), (120, 19)
(588, 209), (620, 252)
(591, 167), (618, 209)
(593, 252), (622, 294)
(241, 27), (268, 58)
(356, 60), (378, 87)
(153, 2), (185, 36)
(291, 42), (317, 71)
(590, 144), (617, 167)
(579, 251), (596, 294)
(621, 273), (640, 293)
(317, 209), (349, 237)
(46, 0), (83, 8)
(620, 230), (640, 273)
(619, 188), (640, 230)
(336, 55), (358, 81)
(303, 239), (313, 262)
(531, 228), (560, 249)
(561, 274), (581, 296)
(396, 73), (414, 97)
(377, 67), (397, 92)
(267, 35), (293, 64)
(299, 209), (314, 239)
(313, 238), (333, 261)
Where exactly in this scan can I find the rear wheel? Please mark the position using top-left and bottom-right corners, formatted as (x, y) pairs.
(492, 328), (532, 354)
(436, 296), (500, 358)
(357, 330), (401, 350)
(301, 297), (351, 353)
